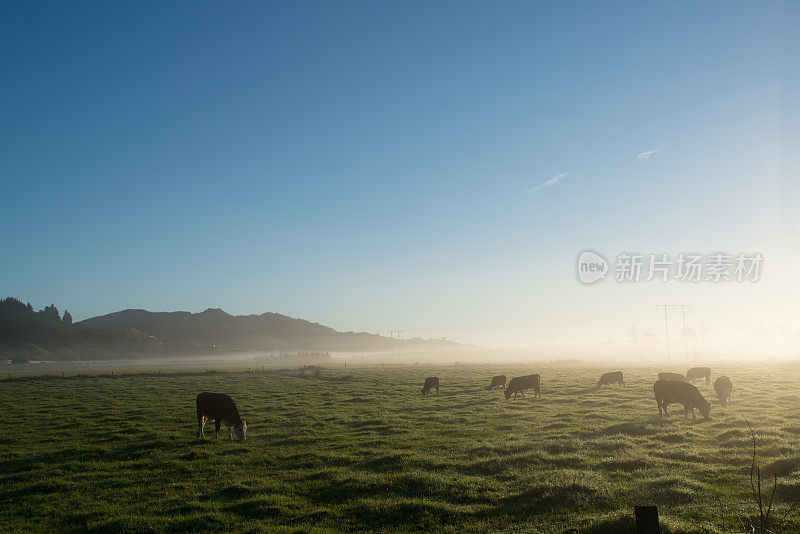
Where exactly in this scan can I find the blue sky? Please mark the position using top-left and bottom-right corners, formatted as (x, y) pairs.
(1, 2), (798, 346)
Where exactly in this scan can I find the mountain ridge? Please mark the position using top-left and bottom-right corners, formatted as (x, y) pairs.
(1, 297), (460, 361)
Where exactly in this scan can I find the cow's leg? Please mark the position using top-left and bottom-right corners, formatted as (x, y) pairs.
(197, 414), (205, 438)
(657, 401), (662, 416)
(520, 391), (526, 399)
(664, 403), (669, 416)
(229, 426), (233, 440)
(214, 418), (221, 439)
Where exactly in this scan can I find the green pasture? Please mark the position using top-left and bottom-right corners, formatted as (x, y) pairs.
(1, 363), (799, 532)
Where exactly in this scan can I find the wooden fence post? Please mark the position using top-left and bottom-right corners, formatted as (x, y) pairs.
(635, 505), (660, 533)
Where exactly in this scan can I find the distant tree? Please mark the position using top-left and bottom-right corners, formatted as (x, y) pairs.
(63, 310), (73, 327)
(42, 303), (61, 323)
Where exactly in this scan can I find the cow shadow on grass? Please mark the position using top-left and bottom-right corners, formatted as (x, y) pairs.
(652, 413), (715, 425)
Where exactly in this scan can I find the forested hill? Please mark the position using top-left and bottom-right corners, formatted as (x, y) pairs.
(77, 308), (338, 343)
(0, 297), (459, 361)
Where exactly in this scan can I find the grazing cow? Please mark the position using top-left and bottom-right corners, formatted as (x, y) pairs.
(654, 380), (711, 419)
(505, 374), (541, 399)
(486, 375), (507, 390)
(686, 366), (711, 385)
(714, 376), (733, 406)
(658, 372), (687, 382)
(596, 371), (624, 389)
(422, 377), (439, 396)
(196, 392), (247, 440)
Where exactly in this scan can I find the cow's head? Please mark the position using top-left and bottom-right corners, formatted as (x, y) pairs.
(504, 389), (512, 400)
(595, 379), (603, 389)
(699, 401), (712, 418)
(234, 421), (247, 440)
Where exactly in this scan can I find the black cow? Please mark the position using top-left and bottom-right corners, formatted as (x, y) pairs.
(596, 371), (624, 389)
(686, 366), (711, 385)
(422, 377), (439, 396)
(505, 374), (541, 399)
(714, 376), (733, 406)
(196, 392), (247, 440)
(654, 380), (711, 418)
(658, 372), (687, 382)
(486, 375), (507, 390)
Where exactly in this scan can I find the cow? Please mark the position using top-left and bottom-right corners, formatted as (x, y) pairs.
(658, 372), (687, 382)
(714, 376), (733, 406)
(686, 366), (711, 385)
(505, 374), (541, 399)
(654, 380), (711, 418)
(486, 375), (507, 390)
(422, 377), (439, 396)
(196, 392), (247, 440)
(596, 371), (624, 389)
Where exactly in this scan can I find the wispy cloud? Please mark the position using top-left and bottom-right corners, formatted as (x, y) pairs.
(636, 144), (668, 160)
(525, 173), (568, 195)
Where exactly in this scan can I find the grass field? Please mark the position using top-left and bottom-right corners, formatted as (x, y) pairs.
(2, 363), (800, 533)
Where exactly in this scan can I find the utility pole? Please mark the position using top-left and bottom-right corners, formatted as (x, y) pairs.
(387, 330), (405, 340)
(655, 304), (691, 361)
(387, 330), (405, 354)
